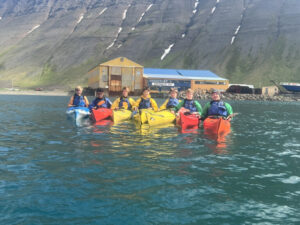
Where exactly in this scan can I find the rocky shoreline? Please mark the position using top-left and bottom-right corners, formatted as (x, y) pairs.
(0, 89), (68, 96)
(178, 91), (300, 102)
(1, 89), (299, 102)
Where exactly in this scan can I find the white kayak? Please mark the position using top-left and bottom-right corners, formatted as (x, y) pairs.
(66, 107), (90, 125)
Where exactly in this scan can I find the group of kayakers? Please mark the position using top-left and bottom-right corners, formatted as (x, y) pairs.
(68, 85), (233, 120)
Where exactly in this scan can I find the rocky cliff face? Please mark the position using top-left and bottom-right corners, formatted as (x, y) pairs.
(0, 0), (299, 88)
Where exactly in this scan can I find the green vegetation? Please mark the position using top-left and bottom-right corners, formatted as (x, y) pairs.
(1, 0), (300, 89)
(183, 54), (196, 69)
(40, 63), (57, 82)
(221, 37), (300, 87)
(0, 63), (5, 71)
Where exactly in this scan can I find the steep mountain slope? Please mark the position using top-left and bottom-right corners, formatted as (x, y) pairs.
(0, 0), (299, 88)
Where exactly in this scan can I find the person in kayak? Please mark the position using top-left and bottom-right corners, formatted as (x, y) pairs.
(134, 87), (158, 111)
(111, 87), (136, 110)
(159, 88), (180, 110)
(68, 86), (89, 107)
(202, 89), (233, 121)
(89, 88), (112, 110)
(174, 88), (202, 116)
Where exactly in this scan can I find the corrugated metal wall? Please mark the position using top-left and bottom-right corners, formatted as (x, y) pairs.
(99, 66), (108, 88)
(122, 67), (133, 91)
(134, 68), (143, 90)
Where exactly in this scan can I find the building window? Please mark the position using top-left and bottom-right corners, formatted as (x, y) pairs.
(111, 67), (121, 75)
(102, 67), (108, 76)
(102, 75), (108, 82)
(195, 81), (219, 85)
(265, 88), (268, 94)
(147, 79), (191, 89)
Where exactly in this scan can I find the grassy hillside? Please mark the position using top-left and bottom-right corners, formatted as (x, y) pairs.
(0, 0), (300, 89)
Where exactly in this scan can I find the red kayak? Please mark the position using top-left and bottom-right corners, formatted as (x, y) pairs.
(91, 108), (113, 122)
(95, 119), (113, 126)
(177, 112), (200, 130)
(203, 117), (231, 136)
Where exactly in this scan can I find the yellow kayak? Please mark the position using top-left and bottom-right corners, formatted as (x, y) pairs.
(133, 109), (154, 124)
(113, 109), (132, 123)
(146, 110), (176, 127)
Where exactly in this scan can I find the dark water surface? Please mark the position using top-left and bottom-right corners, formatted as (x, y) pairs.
(0, 95), (299, 224)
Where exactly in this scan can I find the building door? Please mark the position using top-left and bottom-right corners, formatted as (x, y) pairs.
(110, 67), (122, 92)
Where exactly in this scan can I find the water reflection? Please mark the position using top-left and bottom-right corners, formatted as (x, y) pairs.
(178, 127), (199, 134)
(66, 114), (91, 127)
(88, 117), (234, 155)
(203, 127), (232, 154)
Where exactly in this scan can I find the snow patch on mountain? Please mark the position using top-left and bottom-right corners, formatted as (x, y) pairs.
(211, 7), (216, 14)
(231, 5), (246, 45)
(146, 4), (153, 12)
(230, 36), (236, 45)
(132, 4), (153, 31)
(106, 41), (115, 50)
(138, 12), (146, 23)
(122, 6), (129, 20)
(27, 25), (40, 34)
(118, 27), (122, 34)
(76, 13), (84, 24)
(106, 4), (131, 50)
(193, 0), (199, 14)
(161, 43), (174, 60)
(234, 25), (241, 35)
(99, 8), (107, 16)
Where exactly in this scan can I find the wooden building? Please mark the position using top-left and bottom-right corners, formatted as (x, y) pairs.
(87, 57), (143, 94)
(262, 86), (279, 96)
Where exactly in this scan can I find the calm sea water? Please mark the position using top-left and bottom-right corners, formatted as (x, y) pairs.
(0, 95), (299, 225)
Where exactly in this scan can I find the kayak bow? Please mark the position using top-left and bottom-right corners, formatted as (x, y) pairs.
(91, 108), (113, 122)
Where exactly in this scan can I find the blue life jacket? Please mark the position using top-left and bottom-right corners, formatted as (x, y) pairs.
(166, 98), (179, 108)
(183, 99), (197, 113)
(95, 97), (110, 109)
(208, 101), (228, 117)
(139, 98), (151, 109)
(73, 94), (86, 107)
(119, 97), (132, 110)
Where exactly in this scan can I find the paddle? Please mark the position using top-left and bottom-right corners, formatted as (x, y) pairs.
(226, 113), (239, 120)
(183, 111), (201, 118)
(131, 109), (138, 118)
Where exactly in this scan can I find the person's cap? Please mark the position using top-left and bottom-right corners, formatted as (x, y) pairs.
(96, 88), (104, 93)
(211, 89), (220, 94)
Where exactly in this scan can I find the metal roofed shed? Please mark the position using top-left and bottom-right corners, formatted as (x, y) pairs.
(143, 68), (229, 92)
